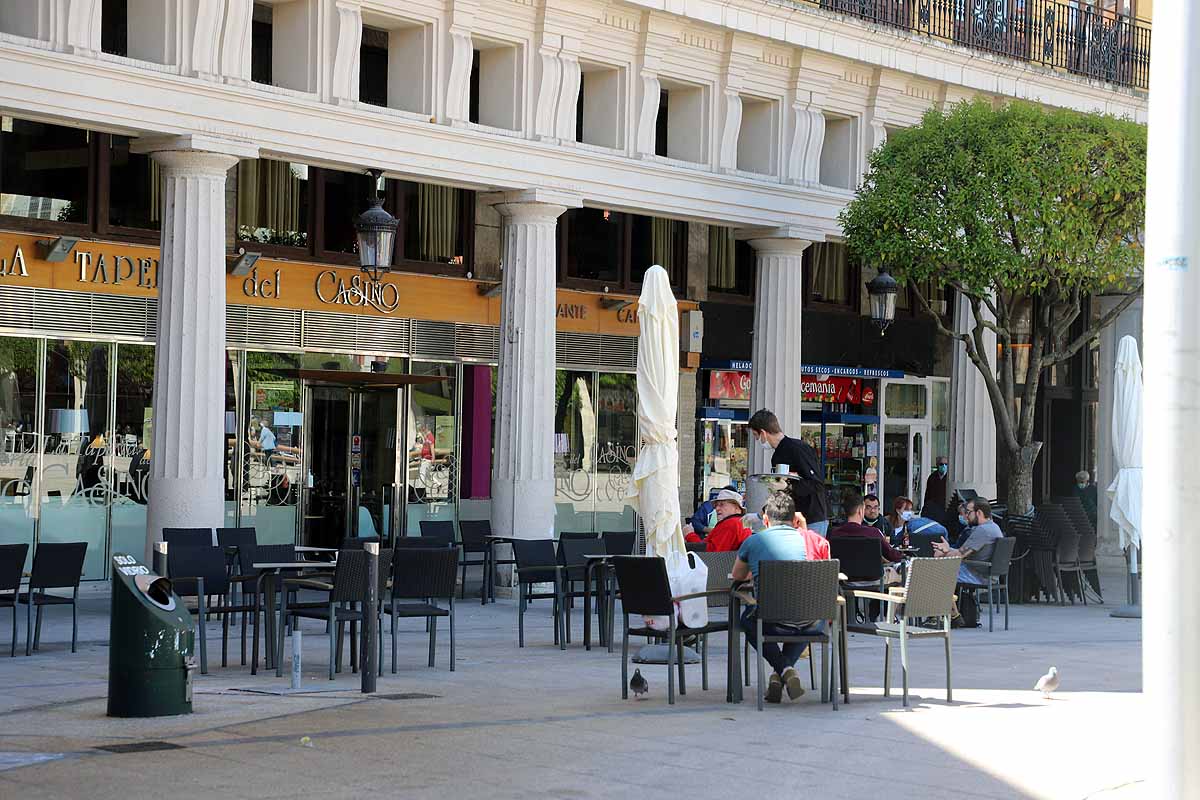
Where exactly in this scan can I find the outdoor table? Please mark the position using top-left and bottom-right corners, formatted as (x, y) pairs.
(582, 554), (613, 651)
(250, 561), (331, 676)
(483, 535), (517, 606)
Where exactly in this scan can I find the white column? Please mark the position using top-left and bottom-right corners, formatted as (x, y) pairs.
(745, 235), (810, 512)
(132, 134), (257, 561)
(1143, 2), (1199, 795)
(489, 190), (581, 540)
(948, 292), (997, 501)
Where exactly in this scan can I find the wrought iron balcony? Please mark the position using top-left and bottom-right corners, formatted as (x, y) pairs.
(793, 0), (1150, 91)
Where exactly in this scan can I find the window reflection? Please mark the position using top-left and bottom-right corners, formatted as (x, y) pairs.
(407, 362), (457, 532)
(0, 118), (90, 224)
(236, 159), (309, 247)
(108, 135), (160, 231)
(243, 352), (301, 544)
(0, 337), (38, 572)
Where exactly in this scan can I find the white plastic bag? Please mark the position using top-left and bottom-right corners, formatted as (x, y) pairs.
(645, 551), (710, 630)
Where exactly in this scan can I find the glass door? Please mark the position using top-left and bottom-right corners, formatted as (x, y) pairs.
(882, 423), (930, 510)
(302, 385), (400, 547)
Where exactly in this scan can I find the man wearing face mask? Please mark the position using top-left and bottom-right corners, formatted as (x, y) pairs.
(923, 456), (950, 521)
(747, 409), (830, 535)
(1074, 470), (1098, 528)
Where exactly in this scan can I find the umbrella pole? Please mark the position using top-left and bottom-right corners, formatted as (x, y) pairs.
(1111, 545), (1142, 619)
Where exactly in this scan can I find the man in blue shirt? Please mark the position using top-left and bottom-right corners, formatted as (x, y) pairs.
(733, 491), (820, 703)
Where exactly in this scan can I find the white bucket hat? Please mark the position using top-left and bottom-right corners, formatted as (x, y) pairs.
(714, 488), (745, 512)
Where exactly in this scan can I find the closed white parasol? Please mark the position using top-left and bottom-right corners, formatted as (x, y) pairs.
(1107, 335), (1142, 617)
(628, 265), (685, 557)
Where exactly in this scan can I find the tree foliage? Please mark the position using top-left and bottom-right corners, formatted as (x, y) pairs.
(840, 100), (1146, 511)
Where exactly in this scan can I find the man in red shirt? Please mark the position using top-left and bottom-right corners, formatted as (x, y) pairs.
(706, 489), (751, 552)
(828, 490), (905, 564)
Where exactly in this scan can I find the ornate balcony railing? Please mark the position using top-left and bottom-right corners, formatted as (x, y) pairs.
(793, 0), (1150, 91)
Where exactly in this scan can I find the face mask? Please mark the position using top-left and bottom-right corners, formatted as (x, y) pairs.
(900, 510), (914, 521)
(707, 509), (718, 529)
(1076, 482), (1087, 489)
(938, 464), (948, 476)
(959, 515), (968, 526)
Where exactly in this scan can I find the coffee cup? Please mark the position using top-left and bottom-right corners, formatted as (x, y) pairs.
(775, 464), (789, 475)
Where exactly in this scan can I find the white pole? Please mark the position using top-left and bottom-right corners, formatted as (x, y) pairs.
(1143, 1), (1200, 796)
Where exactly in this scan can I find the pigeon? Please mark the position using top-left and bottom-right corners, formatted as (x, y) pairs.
(629, 668), (649, 699)
(1034, 666), (1060, 698)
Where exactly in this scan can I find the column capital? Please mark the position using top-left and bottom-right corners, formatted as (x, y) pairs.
(131, 133), (259, 161)
(484, 188), (583, 222)
(735, 226), (821, 254)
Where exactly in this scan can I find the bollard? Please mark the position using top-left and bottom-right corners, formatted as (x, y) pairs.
(291, 629), (302, 690)
(152, 541), (168, 578)
(362, 543), (378, 694)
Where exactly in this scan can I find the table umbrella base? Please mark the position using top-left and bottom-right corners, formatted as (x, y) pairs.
(633, 644), (701, 664)
(1110, 604), (1142, 619)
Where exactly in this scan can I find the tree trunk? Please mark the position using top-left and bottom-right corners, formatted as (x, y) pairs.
(1002, 442), (1042, 516)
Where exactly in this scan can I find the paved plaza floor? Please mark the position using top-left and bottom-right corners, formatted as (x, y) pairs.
(0, 571), (1142, 799)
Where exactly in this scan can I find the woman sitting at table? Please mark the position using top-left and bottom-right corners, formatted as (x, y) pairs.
(705, 489), (752, 552)
(885, 496), (915, 545)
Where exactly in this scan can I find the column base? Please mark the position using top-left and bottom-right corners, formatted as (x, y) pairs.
(145, 475), (225, 559)
(491, 477), (556, 540)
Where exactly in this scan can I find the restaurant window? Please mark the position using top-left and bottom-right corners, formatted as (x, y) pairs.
(236, 158), (310, 250)
(630, 215), (686, 286)
(397, 180), (471, 267)
(707, 226), (754, 297)
(105, 135), (160, 234)
(407, 361), (458, 533)
(0, 118), (90, 230)
(320, 169), (370, 257)
(560, 209), (686, 291)
(109, 343), (154, 559)
(805, 242), (854, 307)
(0, 336), (39, 574)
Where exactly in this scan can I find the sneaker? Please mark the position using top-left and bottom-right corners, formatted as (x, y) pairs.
(766, 673), (783, 703)
(782, 666), (806, 699)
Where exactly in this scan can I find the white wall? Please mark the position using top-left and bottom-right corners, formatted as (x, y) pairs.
(665, 82), (706, 164)
(389, 24), (429, 115)
(273, 0), (315, 92)
(820, 114), (858, 190)
(737, 96), (777, 175)
(478, 43), (522, 131)
(580, 64), (623, 149)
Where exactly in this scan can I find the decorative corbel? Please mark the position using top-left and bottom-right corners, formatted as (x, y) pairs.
(219, 0), (253, 84)
(190, 0), (226, 81)
(66, 0), (101, 57)
(331, 0), (362, 105)
(533, 34), (563, 140)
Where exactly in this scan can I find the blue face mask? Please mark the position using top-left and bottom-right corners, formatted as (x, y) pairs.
(959, 515), (968, 526)
(938, 464), (948, 476)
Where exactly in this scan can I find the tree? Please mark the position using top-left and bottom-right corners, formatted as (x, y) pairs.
(840, 100), (1145, 514)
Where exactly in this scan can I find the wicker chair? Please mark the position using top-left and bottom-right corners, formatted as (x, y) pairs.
(0, 543), (28, 657)
(418, 520), (456, 548)
(751, 559), (844, 711)
(1040, 504), (1083, 604)
(848, 556), (960, 707)
(965, 537), (1016, 631)
(512, 539), (565, 650)
(830, 537), (883, 623)
(610, 555), (733, 705)
(20, 543), (88, 657)
(457, 520), (493, 600)
(1054, 496), (1103, 602)
(385, 546), (459, 671)
(166, 544), (242, 673)
(280, 549), (389, 680)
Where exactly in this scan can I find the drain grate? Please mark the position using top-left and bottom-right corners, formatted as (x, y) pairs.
(95, 741), (185, 754)
(374, 692), (440, 701)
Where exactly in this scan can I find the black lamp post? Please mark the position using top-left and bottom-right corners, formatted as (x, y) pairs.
(866, 266), (899, 335)
(354, 168), (397, 284)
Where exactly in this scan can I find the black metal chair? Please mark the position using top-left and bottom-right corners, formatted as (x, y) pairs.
(163, 527), (212, 547)
(966, 537), (1016, 632)
(167, 544), (252, 673)
(385, 547), (459, 671)
(216, 527), (263, 665)
(18, 541), (86, 656)
(281, 549), (388, 680)
(457, 520), (492, 600)
(752, 559), (844, 711)
(611, 554), (732, 705)
(245, 542), (298, 674)
(601, 531), (637, 556)
(558, 536), (601, 644)
(0, 543), (28, 657)
(419, 520), (456, 548)
(830, 537), (884, 622)
(512, 539), (565, 650)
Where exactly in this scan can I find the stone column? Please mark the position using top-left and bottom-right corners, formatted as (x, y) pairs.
(949, 292), (998, 502)
(132, 134), (257, 561)
(488, 190), (581, 540)
(743, 234), (811, 513)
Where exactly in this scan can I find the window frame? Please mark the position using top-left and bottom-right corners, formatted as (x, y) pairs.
(802, 242), (860, 312)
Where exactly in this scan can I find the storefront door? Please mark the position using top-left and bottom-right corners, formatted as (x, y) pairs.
(882, 423), (930, 510)
(302, 385), (400, 547)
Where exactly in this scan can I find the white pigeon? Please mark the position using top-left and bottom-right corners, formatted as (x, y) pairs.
(1034, 666), (1060, 698)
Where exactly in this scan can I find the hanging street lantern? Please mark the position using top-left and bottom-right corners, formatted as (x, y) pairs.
(866, 266), (899, 335)
(354, 168), (398, 284)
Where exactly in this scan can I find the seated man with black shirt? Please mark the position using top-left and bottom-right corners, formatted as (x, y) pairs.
(863, 494), (888, 536)
(747, 408), (830, 535)
(829, 490), (906, 565)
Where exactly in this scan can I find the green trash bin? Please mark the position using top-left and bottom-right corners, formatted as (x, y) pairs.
(107, 553), (196, 717)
